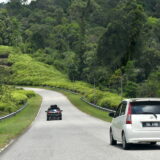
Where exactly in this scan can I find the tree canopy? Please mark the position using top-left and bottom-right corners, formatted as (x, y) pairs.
(0, 0), (160, 97)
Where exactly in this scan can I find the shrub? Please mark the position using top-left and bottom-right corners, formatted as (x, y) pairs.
(16, 90), (36, 98)
(98, 94), (121, 109)
(0, 85), (35, 115)
(11, 91), (28, 104)
(0, 102), (16, 113)
(0, 45), (17, 57)
(0, 102), (8, 112)
(85, 90), (104, 103)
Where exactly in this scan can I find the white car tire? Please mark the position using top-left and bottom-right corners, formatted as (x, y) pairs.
(122, 132), (130, 150)
(110, 129), (117, 145)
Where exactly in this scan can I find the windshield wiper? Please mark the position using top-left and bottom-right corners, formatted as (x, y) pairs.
(143, 112), (157, 119)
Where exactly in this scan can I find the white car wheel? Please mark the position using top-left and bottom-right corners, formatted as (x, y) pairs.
(122, 133), (130, 150)
(110, 129), (117, 145)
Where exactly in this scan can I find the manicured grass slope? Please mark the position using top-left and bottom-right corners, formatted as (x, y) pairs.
(0, 95), (42, 149)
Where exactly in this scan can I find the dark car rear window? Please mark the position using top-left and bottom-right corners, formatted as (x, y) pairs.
(49, 109), (60, 111)
(131, 101), (160, 114)
(49, 105), (58, 109)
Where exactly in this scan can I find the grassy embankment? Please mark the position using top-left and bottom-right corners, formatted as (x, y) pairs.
(1, 45), (121, 123)
(6, 46), (122, 109)
(0, 94), (42, 149)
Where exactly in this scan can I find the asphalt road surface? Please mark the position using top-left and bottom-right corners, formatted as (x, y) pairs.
(0, 88), (160, 160)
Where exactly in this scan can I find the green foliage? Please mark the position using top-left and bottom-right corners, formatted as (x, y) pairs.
(0, 9), (22, 46)
(1, 0), (160, 101)
(0, 85), (35, 116)
(6, 51), (122, 108)
(0, 45), (16, 57)
(18, 90), (36, 98)
(0, 94), (42, 149)
(124, 61), (138, 81)
(124, 81), (138, 98)
(138, 69), (160, 97)
(109, 69), (122, 89)
(0, 66), (11, 84)
(85, 89), (121, 108)
(148, 17), (159, 25)
(0, 102), (14, 113)
(0, 46), (18, 84)
(11, 91), (28, 105)
(97, 0), (146, 68)
(139, 0), (160, 17)
(45, 80), (122, 109)
(8, 53), (68, 85)
(98, 94), (121, 109)
(50, 22), (81, 52)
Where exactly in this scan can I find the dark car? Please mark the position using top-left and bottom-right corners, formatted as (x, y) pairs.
(46, 105), (62, 121)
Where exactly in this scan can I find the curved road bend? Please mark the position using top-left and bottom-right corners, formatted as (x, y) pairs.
(0, 88), (160, 160)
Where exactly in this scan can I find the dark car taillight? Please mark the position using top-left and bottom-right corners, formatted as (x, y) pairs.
(126, 103), (132, 124)
(48, 111), (52, 114)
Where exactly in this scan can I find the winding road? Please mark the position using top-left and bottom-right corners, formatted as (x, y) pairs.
(0, 88), (160, 160)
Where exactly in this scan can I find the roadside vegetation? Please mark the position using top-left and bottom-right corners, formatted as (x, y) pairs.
(0, 85), (36, 117)
(7, 51), (122, 109)
(0, 94), (42, 149)
(0, 0), (160, 108)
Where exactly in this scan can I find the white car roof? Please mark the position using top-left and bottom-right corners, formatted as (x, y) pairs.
(123, 98), (160, 102)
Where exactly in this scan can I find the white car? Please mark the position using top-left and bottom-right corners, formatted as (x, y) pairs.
(109, 98), (160, 149)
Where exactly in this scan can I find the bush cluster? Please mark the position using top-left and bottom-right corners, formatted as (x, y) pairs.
(45, 81), (121, 109)
(0, 46), (17, 57)
(0, 85), (35, 116)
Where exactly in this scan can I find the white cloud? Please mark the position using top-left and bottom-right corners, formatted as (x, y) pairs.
(0, 0), (32, 4)
(0, 0), (9, 3)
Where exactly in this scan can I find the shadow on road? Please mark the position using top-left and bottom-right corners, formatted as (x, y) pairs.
(114, 143), (160, 151)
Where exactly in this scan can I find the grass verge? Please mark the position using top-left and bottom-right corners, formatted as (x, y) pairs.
(45, 87), (112, 122)
(0, 94), (42, 149)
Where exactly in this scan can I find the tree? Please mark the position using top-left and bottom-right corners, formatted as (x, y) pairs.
(30, 24), (51, 49)
(54, 0), (71, 11)
(0, 9), (22, 46)
(138, 70), (160, 97)
(48, 22), (81, 52)
(124, 81), (138, 97)
(136, 17), (160, 80)
(97, 0), (146, 69)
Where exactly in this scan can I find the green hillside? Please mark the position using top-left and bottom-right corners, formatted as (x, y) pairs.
(0, 45), (121, 109)
(0, 0), (160, 110)
(9, 53), (68, 85)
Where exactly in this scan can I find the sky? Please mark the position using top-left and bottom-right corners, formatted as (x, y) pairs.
(0, 0), (9, 3)
(0, 0), (32, 3)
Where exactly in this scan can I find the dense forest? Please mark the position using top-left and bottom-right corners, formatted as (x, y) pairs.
(0, 0), (160, 98)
